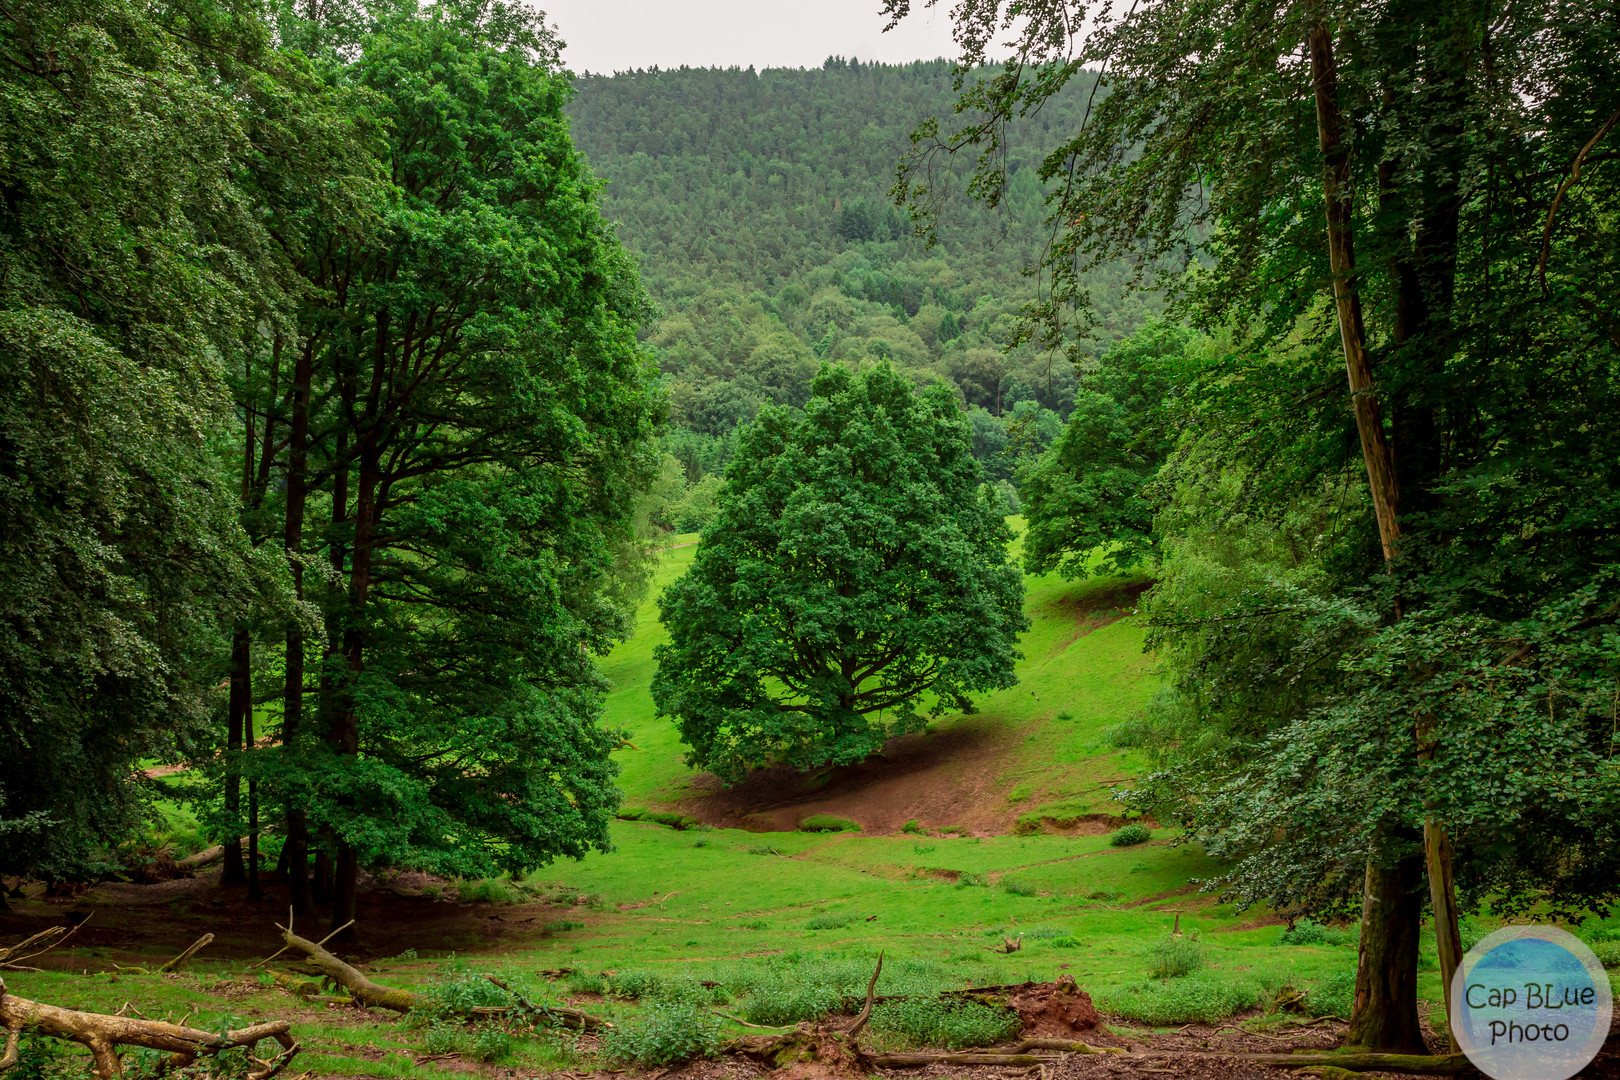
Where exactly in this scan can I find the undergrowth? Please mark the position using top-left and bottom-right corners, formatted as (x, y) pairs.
(600, 1002), (724, 1067)
(868, 997), (1022, 1049)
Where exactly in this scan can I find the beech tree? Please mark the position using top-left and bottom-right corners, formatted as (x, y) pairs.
(653, 364), (1028, 783)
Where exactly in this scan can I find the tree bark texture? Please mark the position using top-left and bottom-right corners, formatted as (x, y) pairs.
(1346, 852), (1428, 1053)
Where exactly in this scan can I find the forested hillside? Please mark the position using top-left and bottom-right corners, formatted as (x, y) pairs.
(566, 61), (1159, 517)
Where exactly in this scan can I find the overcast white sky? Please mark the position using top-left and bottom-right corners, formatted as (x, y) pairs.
(539, 0), (963, 74)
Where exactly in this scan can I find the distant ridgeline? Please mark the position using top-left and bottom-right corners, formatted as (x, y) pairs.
(567, 59), (1159, 521)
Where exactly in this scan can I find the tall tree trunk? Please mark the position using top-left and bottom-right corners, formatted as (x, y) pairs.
(330, 438), (380, 934)
(222, 627), (250, 886)
(245, 656), (260, 902)
(1308, 12), (1464, 1049)
(1346, 849), (1428, 1052)
(283, 339), (315, 917)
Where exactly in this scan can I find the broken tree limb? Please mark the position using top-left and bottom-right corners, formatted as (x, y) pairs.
(0, 928), (65, 966)
(1001, 1039), (1124, 1055)
(159, 934), (213, 974)
(864, 1052), (1060, 1067)
(1242, 1050), (1473, 1075)
(276, 927), (415, 1012)
(483, 977), (609, 1031)
(844, 951), (882, 1037)
(1, 918), (87, 971)
(0, 976), (297, 1079)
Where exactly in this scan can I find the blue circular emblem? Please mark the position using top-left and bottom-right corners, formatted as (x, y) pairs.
(1451, 926), (1612, 1080)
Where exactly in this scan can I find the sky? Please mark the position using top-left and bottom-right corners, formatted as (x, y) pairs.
(538, 0), (964, 74)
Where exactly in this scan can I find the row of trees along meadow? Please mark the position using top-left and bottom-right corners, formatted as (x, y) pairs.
(881, 0), (1619, 1055)
(0, 0), (662, 930)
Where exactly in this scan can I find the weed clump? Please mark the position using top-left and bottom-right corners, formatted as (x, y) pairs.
(1307, 970), (1357, 1018)
(456, 877), (527, 905)
(955, 872), (988, 888)
(1147, 932), (1204, 979)
(805, 913), (856, 930)
(1001, 877), (1037, 897)
(1111, 824), (1152, 847)
(868, 997), (1022, 1049)
(1097, 976), (1264, 1024)
(600, 1002), (724, 1067)
(902, 820), (924, 834)
(417, 970), (515, 1018)
(799, 814), (860, 833)
(1275, 919), (1358, 947)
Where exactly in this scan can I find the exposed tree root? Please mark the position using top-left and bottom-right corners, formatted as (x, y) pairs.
(0, 976), (297, 1079)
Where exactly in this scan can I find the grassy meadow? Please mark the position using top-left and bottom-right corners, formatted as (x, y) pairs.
(4, 522), (1473, 1077)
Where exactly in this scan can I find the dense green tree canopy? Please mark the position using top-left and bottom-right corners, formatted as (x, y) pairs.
(652, 365), (1027, 782)
(1019, 321), (1200, 578)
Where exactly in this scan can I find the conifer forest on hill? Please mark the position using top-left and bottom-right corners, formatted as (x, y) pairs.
(1, 0), (1617, 1078)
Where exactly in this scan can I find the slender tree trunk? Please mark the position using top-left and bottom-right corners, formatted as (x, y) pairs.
(330, 439), (380, 934)
(1308, 12), (1464, 1048)
(1346, 850), (1428, 1053)
(245, 660), (260, 902)
(313, 850), (332, 906)
(222, 628), (250, 885)
(283, 339), (315, 917)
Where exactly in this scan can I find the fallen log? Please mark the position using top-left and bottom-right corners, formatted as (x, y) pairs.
(276, 928), (415, 1012)
(865, 1052), (1059, 1067)
(175, 844), (236, 873)
(0, 976), (298, 1079)
(1242, 1051), (1473, 1075)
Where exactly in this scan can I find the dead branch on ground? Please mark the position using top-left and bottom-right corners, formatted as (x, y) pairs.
(483, 976), (608, 1031)
(1, 918), (88, 971)
(0, 976), (298, 1079)
(158, 935), (213, 974)
(275, 926), (414, 1012)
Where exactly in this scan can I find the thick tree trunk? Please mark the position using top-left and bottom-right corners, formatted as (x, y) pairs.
(1308, 13), (1464, 1049)
(1346, 852), (1428, 1053)
(222, 628), (251, 885)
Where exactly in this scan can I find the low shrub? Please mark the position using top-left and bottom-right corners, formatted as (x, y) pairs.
(607, 969), (665, 999)
(1307, 970), (1357, 1018)
(615, 807), (646, 821)
(1087, 889), (1122, 902)
(805, 913), (856, 930)
(600, 1002), (724, 1067)
(745, 844), (780, 855)
(544, 919), (584, 933)
(644, 812), (699, 830)
(470, 1023), (514, 1062)
(1001, 877), (1037, 897)
(1013, 816), (1043, 836)
(868, 997), (1022, 1050)
(1023, 925), (1071, 940)
(1275, 919), (1358, 947)
(418, 970), (515, 1018)
(799, 814), (860, 833)
(568, 971), (607, 995)
(1097, 976), (1265, 1025)
(902, 820), (924, 834)
(456, 878), (526, 906)
(1592, 941), (1620, 969)
(422, 1019), (461, 1055)
(1147, 933), (1205, 979)
(742, 983), (843, 1025)
(955, 872), (988, 888)
(1111, 824), (1152, 847)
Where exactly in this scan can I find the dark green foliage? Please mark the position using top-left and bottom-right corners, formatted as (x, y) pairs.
(1020, 322), (1200, 577)
(1307, 971), (1358, 1019)
(799, 815), (861, 833)
(600, 1002), (725, 1067)
(1110, 824), (1152, 847)
(1097, 978), (1266, 1025)
(654, 365), (1028, 781)
(1000, 877), (1037, 896)
(805, 913), (857, 930)
(868, 997), (1022, 1049)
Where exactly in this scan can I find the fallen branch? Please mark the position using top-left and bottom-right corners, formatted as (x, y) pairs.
(176, 844), (235, 873)
(712, 1011), (789, 1030)
(1241, 1050), (1472, 1075)
(276, 926), (414, 1012)
(843, 952), (882, 1037)
(1000, 1039), (1124, 1055)
(159, 934), (214, 974)
(1, 919), (88, 970)
(0, 976), (297, 1079)
(864, 1052), (1060, 1067)
(484, 976), (609, 1031)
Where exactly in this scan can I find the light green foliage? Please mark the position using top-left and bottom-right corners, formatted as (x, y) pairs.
(1307, 970), (1358, 1019)
(455, 879), (527, 906)
(868, 997), (1022, 1049)
(1276, 920), (1358, 947)
(470, 1024), (515, 1063)
(655, 365), (1028, 781)
(416, 970), (514, 1019)
(1000, 877), (1037, 897)
(1110, 825), (1151, 847)
(805, 913), (857, 930)
(1147, 932), (1204, 979)
(1097, 977), (1265, 1025)
(599, 1002), (724, 1067)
